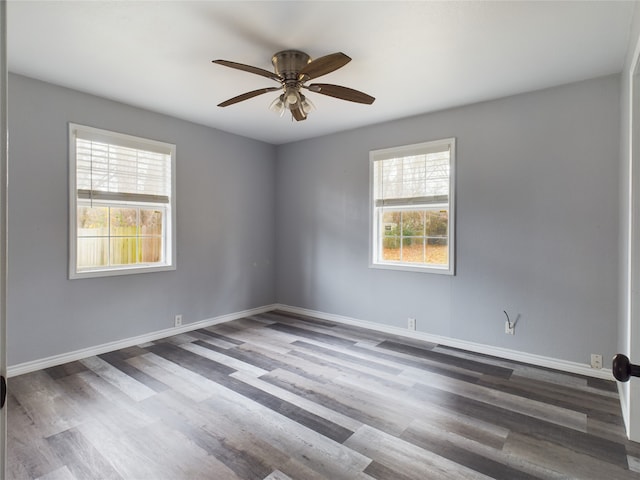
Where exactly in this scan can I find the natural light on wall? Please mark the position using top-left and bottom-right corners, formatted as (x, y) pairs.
(69, 124), (176, 279)
(370, 138), (455, 275)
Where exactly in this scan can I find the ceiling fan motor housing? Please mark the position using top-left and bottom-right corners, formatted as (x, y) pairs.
(272, 50), (310, 83)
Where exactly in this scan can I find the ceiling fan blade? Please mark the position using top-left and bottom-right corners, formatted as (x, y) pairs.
(291, 104), (307, 121)
(212, 59), (281, 82)
(217, 87), (280, 107)
(298, 52), (351, 81)
(306, 83), (375, 104)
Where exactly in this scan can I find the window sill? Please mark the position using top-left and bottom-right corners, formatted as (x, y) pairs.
(369, 261), (454, 275)
(70, 263), (175, 280)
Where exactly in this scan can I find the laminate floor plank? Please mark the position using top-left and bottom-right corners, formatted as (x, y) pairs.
(399, 419), (541, 480)
(267, 322), (358, 347)
(218, 374), (356, 443)
(402, 418), (569, 480)
(287, 348), (416, 390)
(45, 428), (123, 480)
(195, 327), (245, 345)
(197, 394), (372, 480)
(261, 311), (339, 329)
(503, 431), (635, 480)
(288, 340), (406, 376)
(477, 373), (622, 425)
(6, 394), (65, 480)
(257, 313), (383, 346)
(34, 466), (77, 480)
(180, 341), (270, 377)
(377, 340), (514, 379)
(345, 342), (486, 384)
(8, 311), (635, 479)
(230, 370), (364, 432)
(385, 399), (510, 452)
(345, 425), (492, 480)
(44, 362), (88, 380)
(126, 353), (220, 402)
(140, 390), (293, 478)
(262, 470), (293, 480)
(79, 356), (156, 402)
(56, 370), (156, 435)
(261, 368), (415, 436)
(403, 367), (588, 432)
(628, 455), (640, 473)
(97, 353), (171, 393)
(10, 376), (83, 439)
(411, 381), (628, 467)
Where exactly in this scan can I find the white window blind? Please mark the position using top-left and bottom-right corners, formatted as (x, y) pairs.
(74, 127), (172, 204)
(373, 148), (450, 207)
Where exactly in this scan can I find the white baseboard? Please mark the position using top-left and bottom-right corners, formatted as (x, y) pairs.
(8, 302), (615, 381)
(7, 304), (278, 377)
(275, 304), (615, 381)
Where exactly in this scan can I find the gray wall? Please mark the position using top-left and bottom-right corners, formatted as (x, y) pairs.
(7, 72), (622, 368)
(8, 74), (277, 365)
(276, 75), (620, 365)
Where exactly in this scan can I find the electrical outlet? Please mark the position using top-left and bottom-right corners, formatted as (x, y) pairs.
(175, 314), (183, 327)
(408, 317), (416, 331)
(505, 320), (515, 335)
(591, 354), (602, 369)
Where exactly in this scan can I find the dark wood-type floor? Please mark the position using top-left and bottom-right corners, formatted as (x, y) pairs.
(6, 310), (640, 479)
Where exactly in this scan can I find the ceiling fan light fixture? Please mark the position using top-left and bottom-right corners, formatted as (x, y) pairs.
(301, 95), (315, 114)
(269, 94), (286, 116)
(285, 88), (299, 105)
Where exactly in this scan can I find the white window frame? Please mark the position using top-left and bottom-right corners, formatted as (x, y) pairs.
(369, 138), (455, 275)
(69, 123), (176, 279)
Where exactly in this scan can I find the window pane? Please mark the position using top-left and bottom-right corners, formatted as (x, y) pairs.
(426, 238), (448, 265)
(381, 210), (400, 260)
(426, 210), (448, 237)
(77, 237), (108, 268)
(402, 211), (425, 236)
(378, 208), (448, 266)
(110, 207), (138, 237)
(140, 209), (163, 236)
(140, 236), (163, 263)
(110, 237), (138, 265)
(401, 236), (425, 263)
(77, 206), (108, 237)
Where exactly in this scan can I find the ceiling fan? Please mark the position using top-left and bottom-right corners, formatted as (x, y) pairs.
(212, 50), (375, 121)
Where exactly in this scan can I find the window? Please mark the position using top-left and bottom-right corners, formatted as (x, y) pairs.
(69, 124), (176, 278)
(370, 138), (455, 274)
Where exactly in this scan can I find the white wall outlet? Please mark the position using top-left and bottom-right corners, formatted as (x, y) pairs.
(505, 320), (515, 335)
(175, 314), (183, 327)
(408, 317), (416, 330)
(590, 354), (602, 369)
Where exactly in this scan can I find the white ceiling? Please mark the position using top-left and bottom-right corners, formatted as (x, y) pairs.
(7, 1), (635, 145)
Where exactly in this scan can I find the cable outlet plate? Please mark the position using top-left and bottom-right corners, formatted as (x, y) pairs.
(175, 314), (183, 327)
(408, 317), (416, 331)
(590, 354), (602, 369)
(505, 320), (515, 335)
